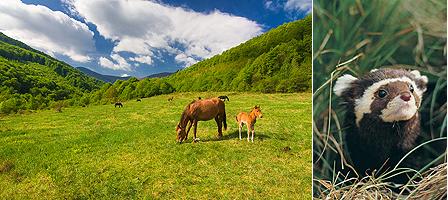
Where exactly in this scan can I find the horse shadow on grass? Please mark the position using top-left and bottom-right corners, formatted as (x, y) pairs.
(201, 130), (271, 142)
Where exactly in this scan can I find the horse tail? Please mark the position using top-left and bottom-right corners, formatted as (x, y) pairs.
(220, 101), (227, 131)
(223, 112), (227, 131)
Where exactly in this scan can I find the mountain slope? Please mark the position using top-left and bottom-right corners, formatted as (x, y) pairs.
(145, 72), (173, 79)
(0, 32), (102, 113)
(165, 15), (311, 93)
(77, 67), (173, 83)
(77, 67), (130, 83)
(80, 16), (311, 105)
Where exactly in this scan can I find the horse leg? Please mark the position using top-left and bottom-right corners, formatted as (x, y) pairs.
(238, 123), (242, 140)
(215, 116), (223, 139)
(193, 120), (199, 142)
(185, 120), (193, 140)
(247, 123), (251, 142)
(251, 126), (255, 142)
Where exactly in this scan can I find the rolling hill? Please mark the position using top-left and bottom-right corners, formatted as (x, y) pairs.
(144, 72), (173, 79)
(88, 16), (312, 105)
(77, 67), (173, 83)
(0, 32), (102, 113)
(77, 67), (131, 83)
(165, 15), (311, 93)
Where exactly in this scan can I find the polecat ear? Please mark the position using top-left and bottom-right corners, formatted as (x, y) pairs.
(410, 70), (428, 93)
(334, 74), (358, 96)
(410, 70), (428, 84)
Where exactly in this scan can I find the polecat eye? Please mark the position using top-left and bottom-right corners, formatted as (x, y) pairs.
(409, 84), (414, 93)
(378, 89), (388, 98)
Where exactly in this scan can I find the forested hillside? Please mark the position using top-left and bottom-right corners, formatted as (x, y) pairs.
(166, 15), (311, 93)
(0, 33), (102, 113)
(0, 16), (311, 114)
(81, 16), (311, 105)
(72, 16), (311, 107)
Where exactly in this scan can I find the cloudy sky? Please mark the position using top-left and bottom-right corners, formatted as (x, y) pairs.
(0, 0), (310, 78)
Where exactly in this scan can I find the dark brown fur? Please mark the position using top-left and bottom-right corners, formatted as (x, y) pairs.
(114, 102), (123, 108)
(218, 95), (230, 101)
(338, 69), (426, 175)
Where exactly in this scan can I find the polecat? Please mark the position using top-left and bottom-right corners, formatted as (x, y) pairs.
(334, 68), (428, 175)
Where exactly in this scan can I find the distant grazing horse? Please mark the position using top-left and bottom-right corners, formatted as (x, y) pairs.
(236, 105), (263, 142)
(218, 95), (230, 101)
(115, 102), (123, 108)
(168, 97), (174, 101)
(176, 98), (227, 143)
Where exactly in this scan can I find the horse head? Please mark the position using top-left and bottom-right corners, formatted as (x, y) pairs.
(253, 105), (263, 118)
(176, 123), (187, 143)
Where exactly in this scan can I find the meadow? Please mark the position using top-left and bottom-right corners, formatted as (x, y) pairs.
(0, 92), (311, 199)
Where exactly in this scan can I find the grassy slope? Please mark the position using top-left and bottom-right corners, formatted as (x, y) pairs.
(0, 92), (311, 199)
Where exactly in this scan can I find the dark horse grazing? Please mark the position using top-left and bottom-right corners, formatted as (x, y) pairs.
(218, 95), (229, 101)
(115, 102), (123, 108)
(176, 98), (227, 143)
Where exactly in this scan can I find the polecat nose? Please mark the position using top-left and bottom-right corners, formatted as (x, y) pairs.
(400, 92), (411, 101)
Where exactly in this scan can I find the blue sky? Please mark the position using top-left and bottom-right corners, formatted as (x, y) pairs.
(0, 0), (310, 78)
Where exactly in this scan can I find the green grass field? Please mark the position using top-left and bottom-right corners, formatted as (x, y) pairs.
(0, 92), (311, 199)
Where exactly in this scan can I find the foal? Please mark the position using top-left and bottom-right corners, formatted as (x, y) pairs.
(236, 105), (263, 142)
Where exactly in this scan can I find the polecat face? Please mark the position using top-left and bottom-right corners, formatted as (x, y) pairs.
(334, 69), (428, 126)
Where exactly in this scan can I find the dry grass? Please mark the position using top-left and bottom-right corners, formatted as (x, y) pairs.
(315, 163), (447, 200)
(407, 163), (447, 200)
(315, 174), (395, 200)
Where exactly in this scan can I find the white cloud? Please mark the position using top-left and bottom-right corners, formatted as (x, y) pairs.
(130, 55), (153, 65)
(120, 73), (130, 77)
(99, 57), (115, 69)
(0, 0), (94, 62)
(265, 1), (273, 9)
(284, 0), (312, 14)
(175, 53), (198, 67)
(67, 0), (263, 67)
(98, 53), (131, 71)
(264, 0), (282, 11)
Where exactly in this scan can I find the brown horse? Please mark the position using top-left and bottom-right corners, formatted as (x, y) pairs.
(236, 105), (263, 142)
(176, 98), (227, 143)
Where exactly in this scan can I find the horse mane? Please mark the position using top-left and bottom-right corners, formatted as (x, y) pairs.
(179, 101), (195, 127)
(179, 108), (188, 126)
